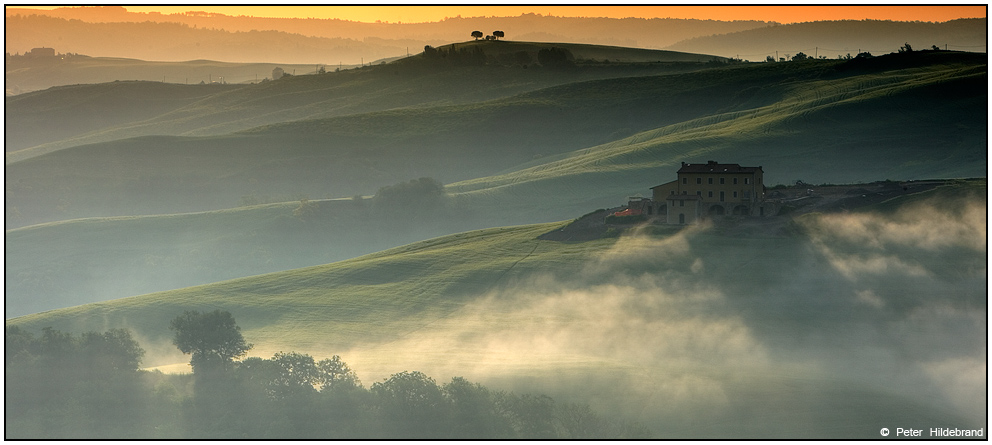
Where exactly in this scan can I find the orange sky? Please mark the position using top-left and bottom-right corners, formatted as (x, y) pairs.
(22, 5), (987, 24)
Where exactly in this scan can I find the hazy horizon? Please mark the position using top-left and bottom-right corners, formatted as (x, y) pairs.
(11, 4), (986, 24)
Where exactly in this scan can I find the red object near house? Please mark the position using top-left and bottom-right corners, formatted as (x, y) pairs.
(613, 208), (642, 217)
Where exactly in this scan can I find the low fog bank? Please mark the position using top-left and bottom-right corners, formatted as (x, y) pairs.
(342, 196), (986, 438)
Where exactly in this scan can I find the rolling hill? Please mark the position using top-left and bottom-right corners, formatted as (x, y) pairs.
(5, 80), (240, 150)
(5, 196), (500, 318)
(4, 53), (324, 96)
(667, 18), (987, 60)
(6, 180), (986, 438)
(5, 41), (726, 162)
(6, 50), (985, 230)
(5, 50), (985, 316)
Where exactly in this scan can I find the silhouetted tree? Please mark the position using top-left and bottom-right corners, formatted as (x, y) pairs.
(791, 51), (810, 61)
(79, 328), (145, 374)
(372, 371), (449, 437)
(493, 30), (505, 40)
(899, 42), (914, 53)
(271, 351), (321, 398)
(444, 377), (514, 438)
(471, 30), (483, 40)
(317, 355), (362, 392)
(170, 310), (252, 375)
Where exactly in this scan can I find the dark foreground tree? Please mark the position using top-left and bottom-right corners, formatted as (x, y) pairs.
(170, 310), (252, 374)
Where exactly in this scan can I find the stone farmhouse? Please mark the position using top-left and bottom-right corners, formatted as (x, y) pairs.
(623, 161), (771, 225)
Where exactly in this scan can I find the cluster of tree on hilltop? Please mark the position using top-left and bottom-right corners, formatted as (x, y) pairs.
(5, 310), (651, 439)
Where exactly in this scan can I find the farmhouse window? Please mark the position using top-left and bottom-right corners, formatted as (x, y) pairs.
(720, 178), (725, 184)
(708, 178), (713, 185)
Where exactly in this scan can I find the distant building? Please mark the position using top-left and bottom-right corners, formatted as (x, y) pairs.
(28, 47), (55, 57)
(272, 67), (284, 80)
(651, 161), (767, 224)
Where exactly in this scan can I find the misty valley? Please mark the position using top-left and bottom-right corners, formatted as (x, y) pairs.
(4, 7), (987, 440)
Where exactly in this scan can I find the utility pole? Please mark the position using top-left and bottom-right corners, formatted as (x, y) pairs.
(815, 47), (818, 58)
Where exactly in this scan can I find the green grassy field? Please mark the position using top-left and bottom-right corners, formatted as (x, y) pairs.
(7, 181), (985, 437)
(7, 221), (609, 362)
(5, 195), (521, 317)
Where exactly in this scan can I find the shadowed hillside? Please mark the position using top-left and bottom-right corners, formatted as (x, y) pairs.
(4, 53), (323, 96)
(5, 80), (239, 150)
(6, 51), (985, 229)
(6, 42), (725, 162)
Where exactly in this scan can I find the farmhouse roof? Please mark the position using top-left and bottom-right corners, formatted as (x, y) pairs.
(650, 180), (677, 190)
(678, 160), (762, 174)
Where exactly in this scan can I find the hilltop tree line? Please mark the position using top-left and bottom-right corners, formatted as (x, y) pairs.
(419, 40), (579, 69)
(5, 310), (651, 439)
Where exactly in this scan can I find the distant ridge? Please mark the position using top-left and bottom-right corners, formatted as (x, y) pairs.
(5, 7), (771, 62)
(667, 18), (987, 60)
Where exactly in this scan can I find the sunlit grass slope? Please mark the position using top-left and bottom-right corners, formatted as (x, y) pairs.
(6, 221), (615, 360)
(5, 195), (517, 318)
